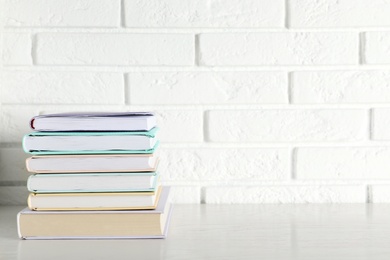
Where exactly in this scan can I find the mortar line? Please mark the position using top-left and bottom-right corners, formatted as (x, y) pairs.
(203, 110), (209, 142)
(120, 0), (126, 27)
(369, 108), (373, 140)
(195, 34), (200, 66)
(287, 72), (293, 104)
(31, 33), (37, 65)
(359, 32), (366, 65)
(290, 147), (296, 180)
(284, 0), (290, 29)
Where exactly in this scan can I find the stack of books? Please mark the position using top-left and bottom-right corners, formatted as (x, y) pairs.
(17, 112), (172, 239)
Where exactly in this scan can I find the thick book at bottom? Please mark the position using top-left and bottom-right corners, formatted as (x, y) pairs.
(17, 186), (172, 239)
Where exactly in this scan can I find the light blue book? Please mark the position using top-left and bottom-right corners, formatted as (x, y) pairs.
(23, 127), (159, 155)
(27, 172), (160, 193)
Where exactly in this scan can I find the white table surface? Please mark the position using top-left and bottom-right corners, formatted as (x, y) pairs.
(1, 204), (390, 259)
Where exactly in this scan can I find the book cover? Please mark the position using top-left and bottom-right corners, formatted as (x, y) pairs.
(26, 153), (159, 173)
(27, 172), (160, 193)
(30, 112), (156, 132)
(18, 187), (172, 239)
(28, 185), (162, 211)
(23, 128), (159, 155)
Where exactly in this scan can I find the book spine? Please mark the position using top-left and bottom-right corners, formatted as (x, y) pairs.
(22, 134), (30, 153)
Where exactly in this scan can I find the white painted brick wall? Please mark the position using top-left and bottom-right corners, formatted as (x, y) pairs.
(296, 147), (390, 179)
(2, 33), (32, 65)
(0, 106), (40, 143)
(159, 148), (289, 181)
(154, 110), (204, 143)
(207, 110), (368, 142)
(36, 33), (194, 66)
(1, 72), (124, 104)
(1, 0), (390, 204)
(365, 32), (390, 64)
(205, 185), (366, 203)
(3, 0), (121, 27)
(292, 71), (390, 104)
(289, 0), (390, 28)
(370, 185), (390, 203)
(199, 33), (358, 66)
(0, 147), (29, 182)
(123, 0), (285, 28)
(372, 109), (390, 140)
(128, 72), (288, 104)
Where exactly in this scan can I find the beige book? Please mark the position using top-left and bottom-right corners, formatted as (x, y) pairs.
(18, 187), (172, 239)
(28, 186), (162, 211)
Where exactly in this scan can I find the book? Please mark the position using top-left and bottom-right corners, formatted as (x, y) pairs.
(26, 153), (159, 173)
(27, 172), (159, 193)
(28, 185), (162, 211)
(23, 128), (159, 155)
(30, 112), (157, 132)
(18, 187), (172, 239)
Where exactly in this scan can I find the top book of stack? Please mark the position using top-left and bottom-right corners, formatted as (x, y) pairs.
(30, 112), (157, 132)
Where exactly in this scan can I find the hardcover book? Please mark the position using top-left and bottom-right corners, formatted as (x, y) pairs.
(27, 172), (159, 193)
(30, 112), (156, 132)
(18, 187), (172, 239)
(23, 128), (159, 155)
(28, 185), (162, 211)
(26, 153), (159, 173)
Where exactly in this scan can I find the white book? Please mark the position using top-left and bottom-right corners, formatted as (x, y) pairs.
(27, 172), (159, 193)
(26, 154), (159, 173)
(30, 112), (157, 132)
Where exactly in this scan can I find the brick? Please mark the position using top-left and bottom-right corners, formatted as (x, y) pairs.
(0, 186), (28, 205)
(158, 148), (289, 181)
(0, 72), (124, 104)
(207, 109), (367, 142)
(36, 33), (194, 66)
(290, 0), (390, 28)
(199, 32), (358, 66)
(372, 109), (390, 140)
(205, 185), (366, 203)
(2, 33), (32, 65)
(166, 186), (201, 204)
(292, 71), (390, 104)
(155, 110), (203, 143)
(3, 0), (120, 27)
(365, 32), (390, 64)
(0, 147), (29, 182)
(124, 0), (284, 28)
(0, 106), (39, 143)
(129, 72), (287, 105)
(371, 185), (390, 203)
(296, 147), (390, 179)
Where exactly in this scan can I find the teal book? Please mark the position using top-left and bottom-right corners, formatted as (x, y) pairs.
(27, 172), (160, 193)
(23, 128), (159, 155)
